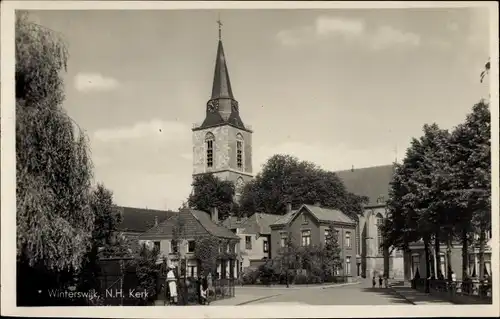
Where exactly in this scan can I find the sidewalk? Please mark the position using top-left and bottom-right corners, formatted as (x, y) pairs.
(389, 284), (454, 305)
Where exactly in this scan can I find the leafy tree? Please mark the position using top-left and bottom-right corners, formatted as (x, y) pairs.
(133, 244), (161, 305)
(384, 135), (431, 285)
(446, 101), (491, 280)
(385, 102), (491, 283)
(275, 229), (299, 287)
(188, 174), (236, 221)
(240, 155), (368, 219)
(194, 236), (220, 276)
(193, 236), (237, 277)
(322, 223), (342, 278)
(79, 184), (127, 292)
(16, 13), (94, 305)
(417, 124), (452, 278)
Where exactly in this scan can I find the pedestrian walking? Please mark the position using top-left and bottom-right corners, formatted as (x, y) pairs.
(372, 275), (376, 288)
(378, 275), (383, 288)
(166, 265), (178, 305)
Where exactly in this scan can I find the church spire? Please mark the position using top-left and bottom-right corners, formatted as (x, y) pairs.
(211, 19), (234, 100)
(196, 19), (247, 132)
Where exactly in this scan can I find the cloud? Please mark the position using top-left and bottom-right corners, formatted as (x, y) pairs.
(74, 72), (119, 93)
(315, 16), (365, 37)
(93, 119), (190, 143)
(369, 26), (420, 51)
(276, 16), (420, 50)
(254, 141), (399, 173)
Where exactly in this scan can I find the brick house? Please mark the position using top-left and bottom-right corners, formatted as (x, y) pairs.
(270, 203), (358, 280)
(138, 207), (241, 279)
(222, 213), (281, 271)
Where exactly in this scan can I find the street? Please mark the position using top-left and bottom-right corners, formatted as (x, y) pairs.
(213, 280), (413, 306)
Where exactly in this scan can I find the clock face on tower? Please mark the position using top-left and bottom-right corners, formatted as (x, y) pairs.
(207, 100), (219, 113)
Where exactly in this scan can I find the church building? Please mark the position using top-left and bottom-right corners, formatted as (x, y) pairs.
(192, 23), (253, 202)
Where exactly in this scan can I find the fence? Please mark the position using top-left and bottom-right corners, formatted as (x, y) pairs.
(413, 278), (492, 304)
(157, 276), (236, 305)
(95, 257), (150, 306)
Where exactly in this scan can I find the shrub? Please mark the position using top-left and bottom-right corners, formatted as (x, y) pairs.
(258, 261), (276, 285)
(241, 268), (259, 285)
(294, 273), (308, 284)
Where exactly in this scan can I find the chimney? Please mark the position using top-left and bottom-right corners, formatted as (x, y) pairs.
(154, 216), (158, 227)
(314, 202), (321, 207)
(211, 207), (219, 223)
(286, 202), (292, 214)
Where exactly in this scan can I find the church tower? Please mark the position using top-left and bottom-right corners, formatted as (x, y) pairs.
(192, 20), (253, 201)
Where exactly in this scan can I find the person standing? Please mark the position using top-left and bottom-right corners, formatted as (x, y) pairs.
(199, 274), (209, 305)
(166, 265), (178, 305)
(372, 275), (376, 288)
(378, 275), (383, 288)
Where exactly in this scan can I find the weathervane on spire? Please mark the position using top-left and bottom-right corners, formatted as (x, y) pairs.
(217, 14), (223, 41)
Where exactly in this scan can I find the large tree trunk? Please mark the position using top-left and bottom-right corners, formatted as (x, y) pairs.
(434, 230), (441, 278)
(461, 228), (469, 280)
(383, 245), (390, 279)
(478, 227), (486, 281)
(424, 238), (431, 293)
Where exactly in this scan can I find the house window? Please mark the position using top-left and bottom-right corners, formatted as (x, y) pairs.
(335, 230), (340, 240)
(356, 226), (360, 255)
(187, 265), (197, 278)
(263, 240), (269, 253)
(188, 241), (195, 253)
(411, 254), (420, 278)
(236, 134), (243, 169)
(484, 254), (491, 277)
(229, 259), (235, 278)
(301, 230), (311, 247)
(171, 240), (178, 254)
(280, 232), (287, 248)
(345, 256), (351, 276)
(245, 236), (252, 250)
(206, 133), (214, 168)
(468, 253), (477, 277)
(376, 214), (383, 254)
(221, 260), (227, 279)
(345, 232), (351, 248)
(324, 228), (330, 241)
(154, 241), (160, 251)
(302, 213), (308, 224)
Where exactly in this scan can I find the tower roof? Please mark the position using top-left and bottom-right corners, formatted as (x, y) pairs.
(211, 40), (234, 100)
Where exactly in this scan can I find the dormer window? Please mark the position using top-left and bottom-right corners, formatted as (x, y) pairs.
(302, 213), (308, 224)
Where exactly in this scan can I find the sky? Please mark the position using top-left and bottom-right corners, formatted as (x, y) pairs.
(26, 7), (491, 211)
